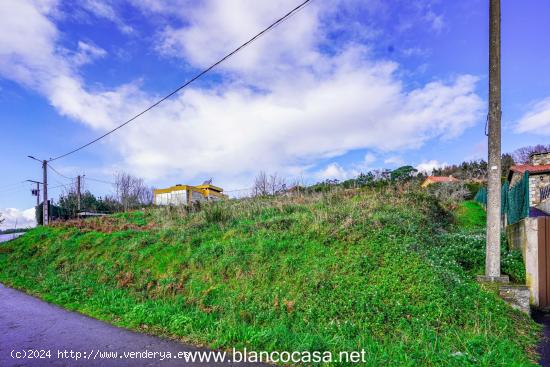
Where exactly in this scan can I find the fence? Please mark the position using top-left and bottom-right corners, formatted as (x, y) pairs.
(474, 171), (530, 225)
(542, 185), (550, 202)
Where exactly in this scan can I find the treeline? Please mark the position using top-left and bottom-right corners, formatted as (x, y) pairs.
(431, 154), (514, 180)
(36, 172), (155, 224)
(431, 145), (550, 180)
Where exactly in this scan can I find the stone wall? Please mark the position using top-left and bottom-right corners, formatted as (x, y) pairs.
(529, 174), (550, 206)
(499, 285), (530, 313)
(506, 218), (539, 306)
(530, 152), (550, 165)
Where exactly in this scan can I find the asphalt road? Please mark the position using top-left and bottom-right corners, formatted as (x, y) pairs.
(533, 311), (550, 366)
(0, 284), (267, 366)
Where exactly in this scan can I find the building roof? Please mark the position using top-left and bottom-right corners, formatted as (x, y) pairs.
(507, 164), (550, 181)
(195, 184), (223, 192)
(153, 183), (225, 196)
(421, 176), (459, 187)
(425, 176), (459, 183)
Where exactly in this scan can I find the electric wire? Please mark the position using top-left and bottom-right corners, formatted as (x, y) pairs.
(48, 164), (74, 180)
(47, 0), (312, 162)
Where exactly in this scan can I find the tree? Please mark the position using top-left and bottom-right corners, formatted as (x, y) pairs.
(252, 171), (287, 196)
(58, 189), (104, 218)
(390, 165), (418, 181)
(501, 153), (515, 177)
(267, 173), (287, 195)
(513, 144), (550, 164)
(114, 172), (152, 210)
(96, 195), (121, 213)
(253, 171), (269, 196)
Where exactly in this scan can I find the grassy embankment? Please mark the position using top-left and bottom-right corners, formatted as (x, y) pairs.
(0, 187), (540, 366)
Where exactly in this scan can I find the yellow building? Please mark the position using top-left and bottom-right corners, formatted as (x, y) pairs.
(154, 183), (227, 206)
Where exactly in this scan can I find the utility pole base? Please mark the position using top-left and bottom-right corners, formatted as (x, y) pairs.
(477, 275), (509, 283)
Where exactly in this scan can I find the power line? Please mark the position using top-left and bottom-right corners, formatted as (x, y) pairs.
(85, 177), (115, 185)
(0, 181), (26, 191)
(224, 187), (253, 193)
(0, 185), (29, 194)
(48, 164), (74, 180)
(49, 183), (72, 190)
(48, 0), (312, 162)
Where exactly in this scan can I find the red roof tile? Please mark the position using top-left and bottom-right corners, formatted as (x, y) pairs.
(425, 176), (459, 183)
(510, 164), (550, 174)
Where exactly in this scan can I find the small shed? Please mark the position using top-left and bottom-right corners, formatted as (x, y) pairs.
(154, 183), (228, 206)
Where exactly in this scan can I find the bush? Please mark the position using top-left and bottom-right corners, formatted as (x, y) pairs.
(203, 202), (232, 224)
(427, 182), (470, 209)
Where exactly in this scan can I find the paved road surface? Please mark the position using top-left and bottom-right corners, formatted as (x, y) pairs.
(534, 311), (550, 366)
(0, 284), (267, 366)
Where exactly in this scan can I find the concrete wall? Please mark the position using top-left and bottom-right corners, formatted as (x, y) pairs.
(155, 191), (187, 206)
(507, 218), (540, 306)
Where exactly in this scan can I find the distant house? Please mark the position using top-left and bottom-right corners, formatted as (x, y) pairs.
(154, 183), (228, 206)
(421, 176), (459, 188)
(507, 152), (550, 214)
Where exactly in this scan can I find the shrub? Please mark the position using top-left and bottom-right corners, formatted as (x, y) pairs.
(203, 202), (232, 224)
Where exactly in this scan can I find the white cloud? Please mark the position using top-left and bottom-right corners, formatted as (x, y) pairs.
(384, 156), (404, 166)
(72, 41), (107, 66)
(425, 11), (445, 33)
(314, 153), (377, 182)
(416, 160), (448, 175)
(1, 208), (36, 230)
(80, 0), (134, 34)
(0, 0), (483, 191)
(516, 97), (550, 135)
(154, 0), (323, 81)
(315, 163), (350, 181)
(363, 153), (377, 165)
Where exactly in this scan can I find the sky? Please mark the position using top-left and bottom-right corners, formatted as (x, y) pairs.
(1, 0), (549, 229)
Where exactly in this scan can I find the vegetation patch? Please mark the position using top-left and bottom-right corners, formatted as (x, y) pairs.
(0, 187), (539, 366)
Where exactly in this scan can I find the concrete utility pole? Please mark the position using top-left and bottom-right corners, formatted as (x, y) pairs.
(484, 0), (506, 281)
(77, 175), (81, 212)
(28, 156), (49, 226)
(43, 160), (49, 226)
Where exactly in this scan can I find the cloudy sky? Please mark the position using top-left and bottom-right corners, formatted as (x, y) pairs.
(1, 0), (549, 229)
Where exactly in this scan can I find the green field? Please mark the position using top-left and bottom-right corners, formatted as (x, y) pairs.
(0, 187), (539, 366)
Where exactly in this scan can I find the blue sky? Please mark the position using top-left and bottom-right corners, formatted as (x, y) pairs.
(1, 0), (549, 228)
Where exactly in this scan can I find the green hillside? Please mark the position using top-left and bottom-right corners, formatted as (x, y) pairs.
(0, 187), (539, 366)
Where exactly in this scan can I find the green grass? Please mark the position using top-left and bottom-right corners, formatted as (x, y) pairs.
(448, 200), (526, 283)
(455, 200), (487, 230)
(0, 187), (539, 366)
